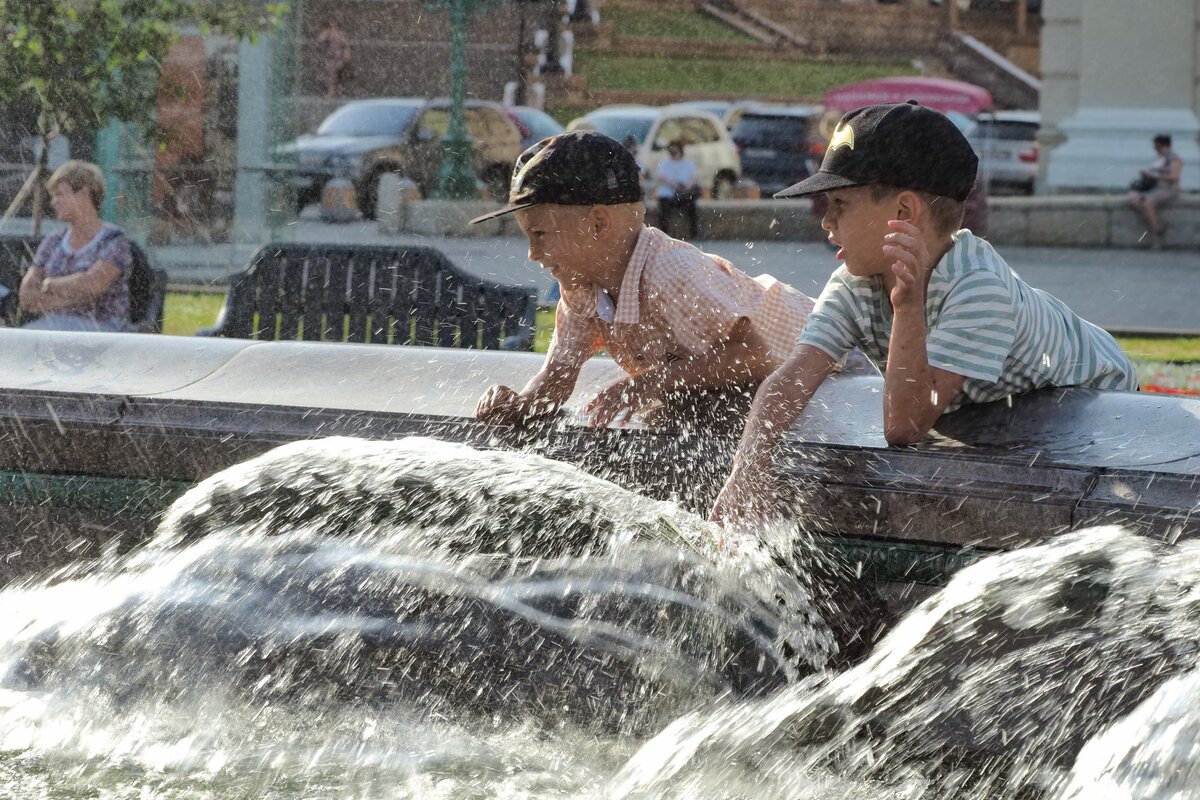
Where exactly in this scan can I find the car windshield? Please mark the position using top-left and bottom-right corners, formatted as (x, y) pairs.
(317, 103), (419, 137)
(731, 115), (813, 145)
(585, 115), (654, 145)
(516, 110), (564, 143)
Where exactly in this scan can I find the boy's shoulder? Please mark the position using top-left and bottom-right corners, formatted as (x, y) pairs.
(639, 227), (736, 282)
(927, 232), (1019, 314)
(936, 230), (1012, 284)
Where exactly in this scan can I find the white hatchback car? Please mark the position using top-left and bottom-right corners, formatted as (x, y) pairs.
(566, 104), (742, 197)
(970, 110), (1040, 195)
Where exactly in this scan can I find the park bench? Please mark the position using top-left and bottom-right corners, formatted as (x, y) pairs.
(0, 233), (167, 332)
(198, 242), (536, 350)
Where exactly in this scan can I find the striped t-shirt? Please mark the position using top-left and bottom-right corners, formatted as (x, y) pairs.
(797, 230), (1137, 411)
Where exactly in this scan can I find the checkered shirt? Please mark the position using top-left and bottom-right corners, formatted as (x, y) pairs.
(548, 226), (814, 376)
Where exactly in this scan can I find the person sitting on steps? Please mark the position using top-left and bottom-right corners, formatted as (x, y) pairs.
(654, 140), (700, 240)
(1128, 133), (1183, 249)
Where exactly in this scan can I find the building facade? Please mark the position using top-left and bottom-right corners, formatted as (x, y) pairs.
(1040, 0), (1200, 192)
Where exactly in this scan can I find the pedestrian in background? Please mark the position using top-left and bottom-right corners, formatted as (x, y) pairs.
(654, 140), (699, 240)
(1128, 134), (1182, 249)
(317, 19), (352, 97)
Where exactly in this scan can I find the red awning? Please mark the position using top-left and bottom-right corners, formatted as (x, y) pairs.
(823, 77), (994, 115)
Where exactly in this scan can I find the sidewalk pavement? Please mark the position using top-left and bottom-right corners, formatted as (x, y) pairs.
(5, 215), (1198, 334)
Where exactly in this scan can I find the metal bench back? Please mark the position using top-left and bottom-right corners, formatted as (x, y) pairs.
(220, 243), (534, 348)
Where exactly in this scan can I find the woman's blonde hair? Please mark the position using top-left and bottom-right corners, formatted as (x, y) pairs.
(46, 160), (106, 209)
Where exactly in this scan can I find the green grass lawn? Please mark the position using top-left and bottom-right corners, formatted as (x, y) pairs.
(163, 292), (224, 337)
(1115, 337), (1200, 363)
(573, 53), (914, 97)
(602, 6), (755, 42)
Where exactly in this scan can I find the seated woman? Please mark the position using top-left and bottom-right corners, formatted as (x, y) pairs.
(1128, 134), (1183, 249)
(19, 161), (132, 332)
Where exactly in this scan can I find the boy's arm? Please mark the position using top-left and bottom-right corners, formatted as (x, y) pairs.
(21, 260), (123, 315)
(477, 299), (591, 424)
(884, 308), (966, 444)
(883, 220), (966, 445)
(476, 356), (583, 424)
(710, 344), (837, 525)
(585, 316), (773, 427)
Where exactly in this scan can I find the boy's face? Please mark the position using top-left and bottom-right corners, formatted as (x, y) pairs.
(820, 187), (898, 277)
(515, 204), (601, 291)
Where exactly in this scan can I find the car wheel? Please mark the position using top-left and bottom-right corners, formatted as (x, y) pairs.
(713, 172), (737, 199)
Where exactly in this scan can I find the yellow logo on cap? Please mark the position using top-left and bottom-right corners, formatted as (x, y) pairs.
(829, 122), (855, 152)
(511, 144), (554, 198)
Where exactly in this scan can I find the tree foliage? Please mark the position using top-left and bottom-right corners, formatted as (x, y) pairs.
(0, 0), (288, 141)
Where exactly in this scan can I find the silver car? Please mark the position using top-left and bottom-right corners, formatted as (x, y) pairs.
(970, 111), (1040, 195)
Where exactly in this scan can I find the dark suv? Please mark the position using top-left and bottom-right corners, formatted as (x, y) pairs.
(730, 106), (825, 197)
(280, 98), (524, 218)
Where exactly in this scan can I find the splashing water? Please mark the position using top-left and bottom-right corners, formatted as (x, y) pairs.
(615, 525), (1200, 799)
(0, 437), (834, 797)
(0, 437), (1196, 798)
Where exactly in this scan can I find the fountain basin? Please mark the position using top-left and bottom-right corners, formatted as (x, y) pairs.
(0, 328), (1196, 590)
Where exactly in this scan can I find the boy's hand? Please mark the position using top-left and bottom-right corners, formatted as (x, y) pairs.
(476, 384), (536, 424)
(883, 219), (934, 310)
(710, 466), (772, 528)
(585, 376), (647, 428)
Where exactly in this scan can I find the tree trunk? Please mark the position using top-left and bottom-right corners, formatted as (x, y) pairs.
(31, 126), (51, 238)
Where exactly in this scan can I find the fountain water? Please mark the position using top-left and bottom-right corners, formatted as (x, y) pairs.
(0, 330), (1197, 797)
(0, 436), (837, 797)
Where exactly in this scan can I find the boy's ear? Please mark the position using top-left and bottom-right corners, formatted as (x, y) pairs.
(588, 204), (613, 237)
(894, 190), (924, 225)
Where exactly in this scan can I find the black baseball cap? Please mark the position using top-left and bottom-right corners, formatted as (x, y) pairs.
(776, 102), (979, 202)
(469, 130), (643, 224)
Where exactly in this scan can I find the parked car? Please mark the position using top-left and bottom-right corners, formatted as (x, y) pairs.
(504, 106), (565, 149)
(674, 100), (763, 130)
(970, 110), (1039, 195)
(278, 98), (524, 218)
(566, 105), (741, 197)
(729, 105), (825, 197)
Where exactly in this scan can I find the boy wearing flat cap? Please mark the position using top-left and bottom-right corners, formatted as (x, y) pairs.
(471, 130), (816, 428)
(712, 102), (1137, 524)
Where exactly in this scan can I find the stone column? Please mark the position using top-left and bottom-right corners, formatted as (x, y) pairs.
(1041, 0), (1200, 192)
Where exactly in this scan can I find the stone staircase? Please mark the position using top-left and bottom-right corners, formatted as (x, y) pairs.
(709, 0), (1041, 109)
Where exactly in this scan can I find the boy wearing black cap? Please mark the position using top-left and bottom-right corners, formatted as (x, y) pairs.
(470, 130), (815, 428)
(712, 102), (1137, 524)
